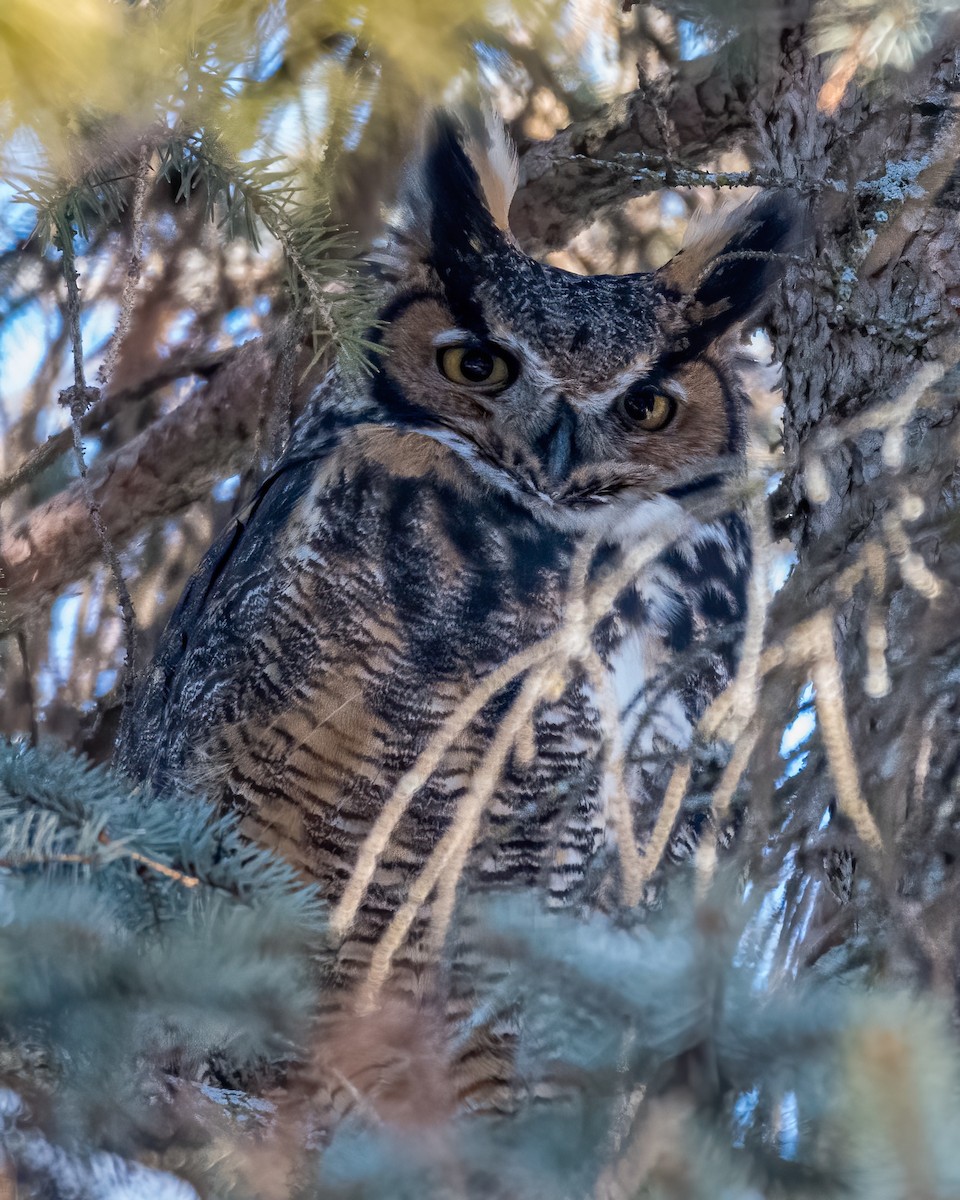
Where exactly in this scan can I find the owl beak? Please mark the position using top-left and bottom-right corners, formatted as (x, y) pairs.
(535, 398), (577, 486)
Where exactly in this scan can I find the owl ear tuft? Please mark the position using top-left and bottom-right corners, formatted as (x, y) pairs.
(371, 109), (517, 279)
(658, 193), (803, 344)
(458, 107), (519, 234)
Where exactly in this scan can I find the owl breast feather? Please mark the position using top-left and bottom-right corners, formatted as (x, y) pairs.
(119, 399), (748, 964)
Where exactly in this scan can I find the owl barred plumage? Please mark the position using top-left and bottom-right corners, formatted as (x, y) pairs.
(117, 113), (793, 1114)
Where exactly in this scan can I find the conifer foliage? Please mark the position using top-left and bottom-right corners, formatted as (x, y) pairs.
(0, 739), (324, 1195)
(5, 741), (960, 1197)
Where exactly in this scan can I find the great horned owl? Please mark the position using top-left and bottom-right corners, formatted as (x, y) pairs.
(118, 113), (792, 1108)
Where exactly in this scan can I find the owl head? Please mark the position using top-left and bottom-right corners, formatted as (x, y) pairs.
(366, 112), (796, 529)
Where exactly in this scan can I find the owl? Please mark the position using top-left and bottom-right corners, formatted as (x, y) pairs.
(117, 113), (793, 1115)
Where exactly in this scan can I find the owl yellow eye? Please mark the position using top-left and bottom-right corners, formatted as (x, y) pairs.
(437, 344), (514, 391)
(621, 387), (676, 432)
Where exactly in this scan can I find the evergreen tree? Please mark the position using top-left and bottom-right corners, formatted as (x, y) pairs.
(1, 1), (959, 1196)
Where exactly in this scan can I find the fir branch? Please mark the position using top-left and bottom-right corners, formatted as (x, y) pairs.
(156, 132), (377, 372)
(0, 347), (231, 504)
(9, 151), (147, 661)
(0, 739), (325, 1193)
(0, 337), (290, 635)
(12, 129), (376, 388)
(11, 161), (135, 250)
(0, 741), (326, 928)
(0, 841), (201, 888)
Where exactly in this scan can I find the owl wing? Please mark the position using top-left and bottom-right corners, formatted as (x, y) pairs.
(116, 423), (340, 790)
(617, 511), (751, 860)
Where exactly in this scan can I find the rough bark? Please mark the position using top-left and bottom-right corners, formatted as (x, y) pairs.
(743, 9), (960, 985)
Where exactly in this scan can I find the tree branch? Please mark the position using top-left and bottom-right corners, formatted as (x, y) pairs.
(0, 348), (233, 504)
(0, 336), (311, 635)
(510, 37), (774, 254)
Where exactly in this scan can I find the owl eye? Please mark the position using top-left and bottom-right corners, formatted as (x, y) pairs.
(437, 344), (515, 391)
(621, 386), (676, 432)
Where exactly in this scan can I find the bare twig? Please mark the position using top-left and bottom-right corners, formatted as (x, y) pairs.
(358, 663), (553, 1011)
(97, 142), (152, 392)
(802, 612), (883, 854)
(330, 641), (559, 940)
(58, 240), (138, 704)
(588, 649), (646, 908)
(0, 845), (200, 888)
